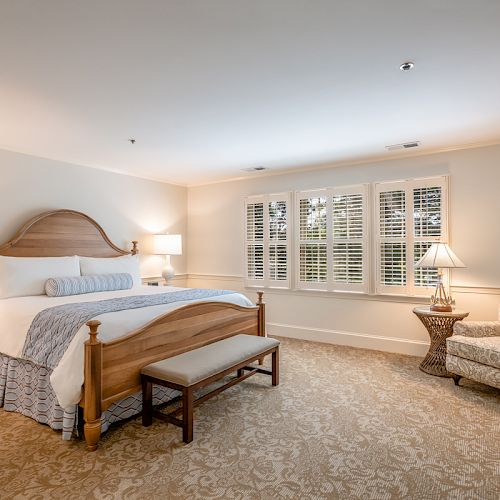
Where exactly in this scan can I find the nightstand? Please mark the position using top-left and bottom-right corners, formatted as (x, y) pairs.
(413, 307), (469, 377)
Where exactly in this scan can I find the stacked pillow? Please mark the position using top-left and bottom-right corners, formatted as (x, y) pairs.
(79, 255), (141, 287)
(0, 254), (141, 299)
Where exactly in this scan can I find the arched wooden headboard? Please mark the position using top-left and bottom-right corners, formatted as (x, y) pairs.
(0, 209), (138, 258)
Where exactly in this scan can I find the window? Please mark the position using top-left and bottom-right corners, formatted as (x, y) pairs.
(245, 175), (447, 298)
(375, 177), (448, 295)
(245, 193), (290, 287)
(295, 185), (369, 292)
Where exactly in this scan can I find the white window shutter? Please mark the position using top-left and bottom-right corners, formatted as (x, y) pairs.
(296, 190), (328, 290)
(375, 176), (448, 296)
(296, 185), (368, 292)
(331, 185), (369, 292)
(245, 198), (265, 285)
(268, 194), (291, 287)
(244, 193), (290, 288)
(411, 177), (448, 294)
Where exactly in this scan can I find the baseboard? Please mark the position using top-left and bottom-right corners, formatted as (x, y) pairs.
(267, 322), (429, 357)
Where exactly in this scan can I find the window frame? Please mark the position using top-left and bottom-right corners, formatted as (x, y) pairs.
(244, 175), (448, 299)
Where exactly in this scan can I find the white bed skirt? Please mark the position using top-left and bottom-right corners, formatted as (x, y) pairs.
(0, 353), (179, 440)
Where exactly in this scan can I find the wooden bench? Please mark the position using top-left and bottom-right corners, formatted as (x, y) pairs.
(141, 334), (280, 443)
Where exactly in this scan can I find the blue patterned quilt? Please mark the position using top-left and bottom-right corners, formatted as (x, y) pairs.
(22, 289), (232, 369)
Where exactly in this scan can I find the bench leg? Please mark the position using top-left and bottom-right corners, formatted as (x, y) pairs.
(142, 377), (153, 427)
(182, 387), (193, 443)
(272, 349), (279, 386)
(237, 368), (244, 377)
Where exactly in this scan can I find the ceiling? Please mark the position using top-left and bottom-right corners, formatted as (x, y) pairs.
(1, 0), (500, 186)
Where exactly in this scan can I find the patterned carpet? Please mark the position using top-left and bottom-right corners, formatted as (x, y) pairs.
(1, 337), (499, 500)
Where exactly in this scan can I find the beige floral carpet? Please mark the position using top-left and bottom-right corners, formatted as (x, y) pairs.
(1, 337), (499, 500)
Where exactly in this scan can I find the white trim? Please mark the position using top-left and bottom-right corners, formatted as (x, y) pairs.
(187, 273), (244, 282)
(267, 322), (429, 356)
(185, 273), (500, 299)
(451, 285), (500, 295)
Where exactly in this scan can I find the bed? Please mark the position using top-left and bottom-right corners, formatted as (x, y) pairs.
(0, 209), (264, 450)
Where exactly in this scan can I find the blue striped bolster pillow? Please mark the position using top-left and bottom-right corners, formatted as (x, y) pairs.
(45, 273), (134, 297)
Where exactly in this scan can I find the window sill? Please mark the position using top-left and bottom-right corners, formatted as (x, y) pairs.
(244, 284), (431, 305)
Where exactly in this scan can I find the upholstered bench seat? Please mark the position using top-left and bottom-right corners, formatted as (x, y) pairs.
(141, 334), (280, 443)
(142, 334), (280, 386)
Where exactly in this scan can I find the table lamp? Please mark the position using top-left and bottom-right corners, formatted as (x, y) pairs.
(415, 242), (465, 312)
(153, 234), (182, 283)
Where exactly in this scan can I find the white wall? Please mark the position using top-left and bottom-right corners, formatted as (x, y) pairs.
(187, 144), (500, 355)
(0, 148), (188, 280)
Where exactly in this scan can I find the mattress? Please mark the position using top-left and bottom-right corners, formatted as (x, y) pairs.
(0, 286), (253, 409)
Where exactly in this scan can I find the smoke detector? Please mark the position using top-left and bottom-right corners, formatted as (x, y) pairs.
(386, 141), (421, 151)
(242, 166), (268, 172)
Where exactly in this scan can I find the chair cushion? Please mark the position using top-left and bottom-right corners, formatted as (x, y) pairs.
(447, 335), (500, 370)
(141, 334), (280, 386)
(446, 355), (500, 390)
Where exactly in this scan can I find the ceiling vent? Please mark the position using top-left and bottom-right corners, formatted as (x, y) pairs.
(242, 166), (268, 172)
(385, 141), (421, 151)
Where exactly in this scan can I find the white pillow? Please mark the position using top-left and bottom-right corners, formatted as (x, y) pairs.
(0, 255), (80, 299)
(79, 255), (141, 287)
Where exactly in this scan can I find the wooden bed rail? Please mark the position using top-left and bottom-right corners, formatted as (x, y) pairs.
(82, 292), (265, 451)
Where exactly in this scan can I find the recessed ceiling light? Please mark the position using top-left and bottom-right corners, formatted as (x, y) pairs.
(400, 61), (414, 71)
(128, 138), (136, 144)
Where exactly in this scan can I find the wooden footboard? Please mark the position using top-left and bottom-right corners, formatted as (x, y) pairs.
(82, 292), (265, 450)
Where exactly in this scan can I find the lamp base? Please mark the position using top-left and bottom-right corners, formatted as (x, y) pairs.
(430, 303), (453, 313)
(430, 274), (453, 313)
(161, 255), (175, 283)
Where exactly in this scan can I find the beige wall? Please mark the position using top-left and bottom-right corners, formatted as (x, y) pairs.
(187, 144), (500, 355)
(0, 148), (188, 279)
(2, 145), (499, 356)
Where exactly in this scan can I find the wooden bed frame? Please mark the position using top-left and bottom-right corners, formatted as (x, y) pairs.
(0, 209), (264, 450)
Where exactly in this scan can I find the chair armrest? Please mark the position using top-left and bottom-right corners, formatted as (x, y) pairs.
(453, 321), (500, 338)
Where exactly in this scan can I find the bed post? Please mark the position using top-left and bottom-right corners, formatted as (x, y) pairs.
(131, 241), (139, 255)
(257, 291), (266, 337)
(257, 292), (266, 365)
(84, 320), (103, 451)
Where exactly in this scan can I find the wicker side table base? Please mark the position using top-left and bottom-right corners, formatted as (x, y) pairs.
(413, 308), (469, 377)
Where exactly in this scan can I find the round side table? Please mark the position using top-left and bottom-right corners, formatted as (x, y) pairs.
(413, 307), (469, 377)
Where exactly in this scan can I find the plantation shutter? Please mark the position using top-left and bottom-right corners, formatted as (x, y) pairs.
(375, 176), (448, 295)
(244, 193), (290, 288)
(296, 190), (328, 290)
(245, 198), (264, 285)
(412, 178), (448, 294)
(331, 185), (369, 292)
(296, 185), (368, 292)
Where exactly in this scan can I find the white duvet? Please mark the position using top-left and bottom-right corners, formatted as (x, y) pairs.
(0, 286), (253, 409)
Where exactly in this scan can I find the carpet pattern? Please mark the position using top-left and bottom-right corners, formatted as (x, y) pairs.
(1, 337), (499, 500)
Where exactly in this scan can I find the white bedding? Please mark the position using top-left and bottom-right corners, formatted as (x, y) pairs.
(0, 286), (253, 409)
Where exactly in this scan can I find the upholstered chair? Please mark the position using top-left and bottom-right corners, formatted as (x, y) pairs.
(446, 320), (500, 389)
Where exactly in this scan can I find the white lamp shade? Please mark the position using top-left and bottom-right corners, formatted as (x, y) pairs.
(153, 234), (182, 255)
(415, 242), (465, 269)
